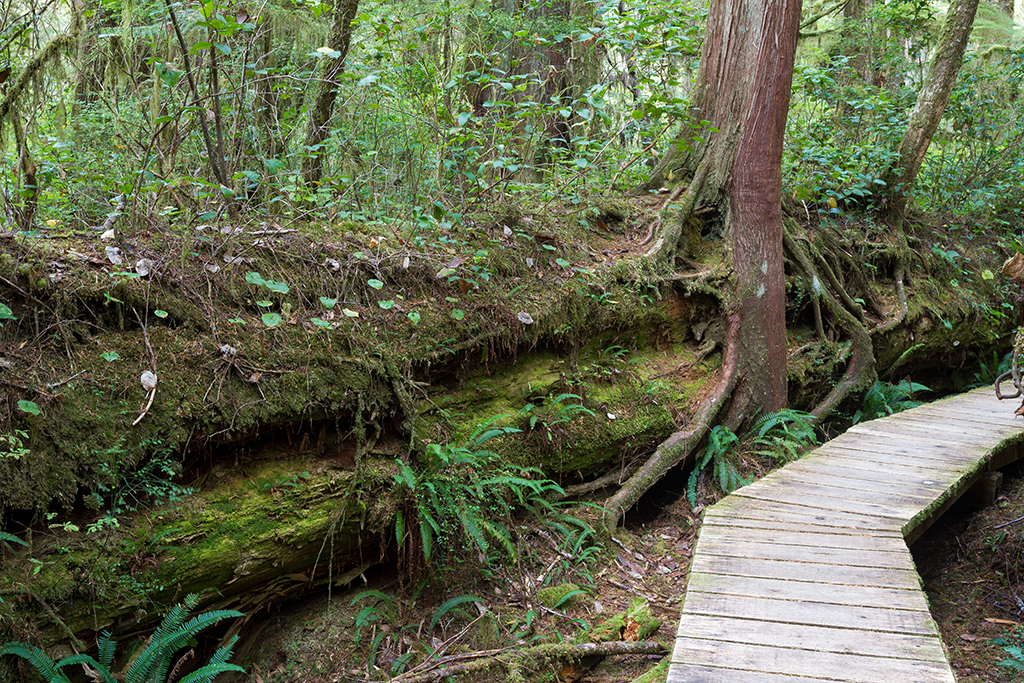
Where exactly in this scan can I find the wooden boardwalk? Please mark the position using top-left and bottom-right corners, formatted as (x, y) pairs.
(668, 388), (1024, 683)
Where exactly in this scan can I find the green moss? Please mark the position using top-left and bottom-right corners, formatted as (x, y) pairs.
(537, 583), (586, 610)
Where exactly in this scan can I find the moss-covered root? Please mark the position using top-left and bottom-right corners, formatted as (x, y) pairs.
(782, 227), (878, 422)
(602, 314), (740, 532)
(389, 640), (667, 683)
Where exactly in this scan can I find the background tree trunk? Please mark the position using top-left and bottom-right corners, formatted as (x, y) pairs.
(883, 0), (980, 216)
(302, 0), (360, 188)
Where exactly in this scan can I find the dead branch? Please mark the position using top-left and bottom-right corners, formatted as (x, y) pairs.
(603, 314), (740, 530)
(387, 639), (666, 683)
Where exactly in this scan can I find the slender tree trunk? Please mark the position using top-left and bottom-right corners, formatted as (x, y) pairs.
(882, 0), (980, 216)
(302, 0), (360, 188)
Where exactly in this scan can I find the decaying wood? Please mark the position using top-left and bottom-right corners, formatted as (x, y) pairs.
(387, 639), (667, 683)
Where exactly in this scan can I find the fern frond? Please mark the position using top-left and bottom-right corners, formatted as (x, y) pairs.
(0, 530), (27, 547)
(428, 595), (483, 631)
(0, 642), (71, 682)
(96, 631), (118, 671)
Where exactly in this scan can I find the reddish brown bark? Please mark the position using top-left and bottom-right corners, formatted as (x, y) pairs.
(701, 0), (800, 419)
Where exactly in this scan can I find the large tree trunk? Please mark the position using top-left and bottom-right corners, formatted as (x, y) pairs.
(604, 0), (800, 528)
(302, 0), (361, 188)
(668, 0), (799, 418)
(882, 0), (980, 217)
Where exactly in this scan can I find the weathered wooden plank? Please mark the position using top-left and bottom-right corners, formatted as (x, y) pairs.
(695, 536), (916, 570)
(911, 404), (1022, 426)
(675, 614), (947, 661)
(883, 413), (1020, 435)
(686, 572), (929, 611)
(810, 442), (981, 471)
(689, 553), (923, 589)
(666, 664), (855, 683)
(774, 468), (951, 499)
(708, 497), (903, 531)
(852, 419), (1015, 443)
(701, 513), (905, 539)
(829, 432), (986, 460)
(734, 479), (928, 517)
(683, 592), (937, 633)
(728, 487), (917, 523)
(671, 636), (955, 682)
(696, 523), (911, 552)
(785, 457), (966, 488)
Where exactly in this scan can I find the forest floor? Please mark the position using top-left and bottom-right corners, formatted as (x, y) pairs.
(242, 443), (1024, 683)
(241, 489), (703, 683)
(916, 462), (1024, 683)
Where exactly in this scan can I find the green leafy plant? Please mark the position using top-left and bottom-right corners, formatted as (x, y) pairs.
(0, 593), (243, 682)
(16, 400), (40, 416)
(518, 393), (596, 447)
(852, 380), (932, 424)
(0, 530), (27, 551)
(687, 425), (750, 505)
(350, 588), (482, 676)
(89, 444), (193, 534)
(999, 640), (1024, 678)
(392, 416), (563, 574)
(0, 430), (30, 459)
(750, 409), (818, 463)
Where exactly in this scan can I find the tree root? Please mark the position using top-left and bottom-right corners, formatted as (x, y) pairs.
(602, 314), (740, 531)
(643, 161), (710, 264)
(563, 460), (643, 498)
(871, 265), (908, 335)
(388, 639), (667, 683)
(783, 229), (877, 422)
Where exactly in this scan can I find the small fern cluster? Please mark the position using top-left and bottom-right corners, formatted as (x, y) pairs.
(1000, 642), (1024, 677)
(750, 409), (818, 463)
(0, 594), (243, 682)
(687, 426), (747, 506)
(687, 409), (818, 506)
(852, 380), (931, 424)
(393, 416), (564, 575)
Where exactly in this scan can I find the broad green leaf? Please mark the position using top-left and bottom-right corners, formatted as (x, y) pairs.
(451, 309), (465, 320)
(319, 297), (337, 308)
(100, 351), (120, 362)
(367, 279), (384, 289)
(17, 400), (39, 416)
(261, 312), (282, 327)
